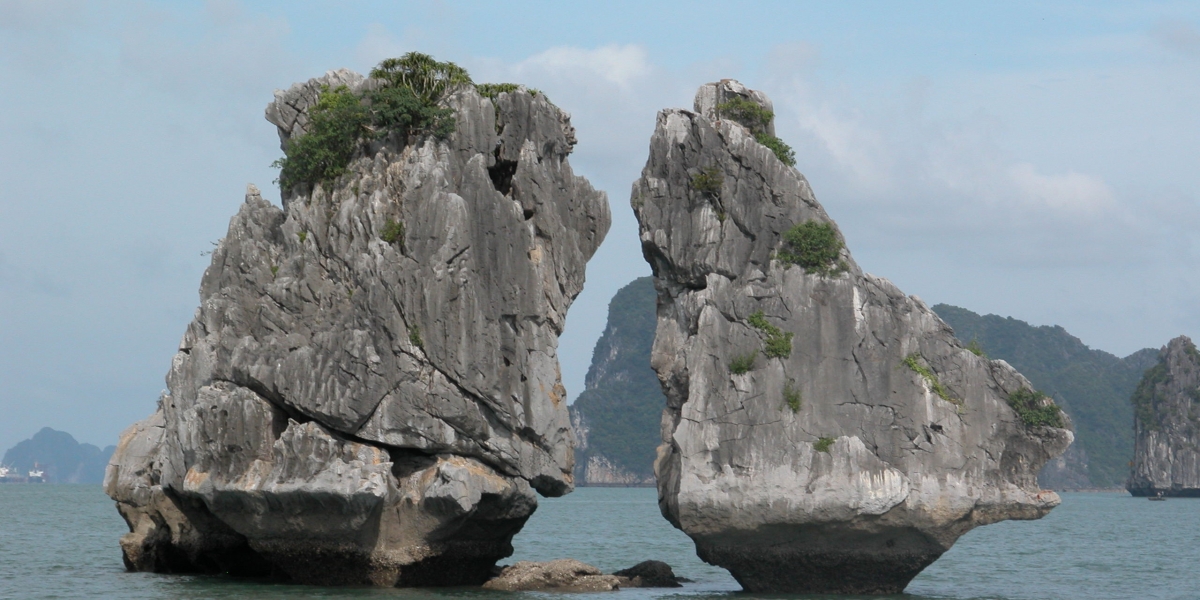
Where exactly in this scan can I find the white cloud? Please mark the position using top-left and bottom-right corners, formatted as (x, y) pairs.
(514, 44), (653, 88)
(1007, 163), (1116, 214)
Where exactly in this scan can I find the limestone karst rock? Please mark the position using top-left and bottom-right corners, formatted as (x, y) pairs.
(633, 79), (1072, 594)
(483, 559), (621, 592)
(1127, 336), (1200, 497)
(104, 67), (610, 585)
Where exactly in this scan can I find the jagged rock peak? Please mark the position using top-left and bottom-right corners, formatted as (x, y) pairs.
(633, 81), (1072, 594)
(105, 64), (610, 586)
(1128, 335), (1200, 497)
(693, 79), (776, 137)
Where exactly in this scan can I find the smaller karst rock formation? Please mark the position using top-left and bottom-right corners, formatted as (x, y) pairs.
(1127, 336), (1200, 497)
(570, 276), (662, 485)
(105, 54), (610, 586)
(633, 79), (1072, 594)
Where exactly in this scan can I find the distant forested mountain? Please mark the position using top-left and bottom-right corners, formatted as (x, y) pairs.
(569, 277), (662, 485)
(934, 304), (1157, 488)
(2, 427), (114, 484)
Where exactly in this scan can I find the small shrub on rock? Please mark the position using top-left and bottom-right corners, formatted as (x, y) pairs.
(814, 437), (835, 453)
(691, 167), (723, 196)
(729, 351), (757, 375)
(777, 220), (845, 276)
(754, 132), (796, 166)
(273, 52), (468, 191)
(716, 97), (773, 133)
(784, 382), (802, 413)
(1007, 388), (1064, 428)
(380, 218), (405, 249)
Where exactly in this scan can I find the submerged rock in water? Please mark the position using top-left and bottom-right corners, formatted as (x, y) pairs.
(105, 68), (610, 585)
(612, 560), (684, 587)
(484, 559), (621, 592)
(1128, 336), (1200, 497)
(633, 79), (1072, 594)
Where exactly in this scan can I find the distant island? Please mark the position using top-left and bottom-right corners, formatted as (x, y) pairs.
(2, 427), (114, 484)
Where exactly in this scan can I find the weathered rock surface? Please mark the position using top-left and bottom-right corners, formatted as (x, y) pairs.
(634, 80), (1072, 594)
(934, 303), (1158, 489)
(483, 559), (621, 591)
(105, 69), (610, 585)
(570, 276), (661, 486)
(612, 560), (684, 587)
(1128, 336), (1200, 497)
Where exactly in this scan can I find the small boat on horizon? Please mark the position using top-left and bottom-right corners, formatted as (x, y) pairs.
(1149, 491), (1167, 501)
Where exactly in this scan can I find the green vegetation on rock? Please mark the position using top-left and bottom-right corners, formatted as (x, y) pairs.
(747, 311), (793, 359)
(1007, 388), (1066, 428)
(380, 218), (405, 248)
(1131, 362), (1170, 431)
(902, 352), (959, 406)
(691, 167), (723, 196)
(475, 83), (520, 99)
(273, 53), (465, 191)
(934, 303), (1158, 488)
(753, 132), (796, 166)
(814, 437), (835, 453)
(730, 351), (757, 375)
(408, 324), (423, 350)
(784, 382), (802, 413)
(715, 97), (796, 166)
(777, 220), (845, 276)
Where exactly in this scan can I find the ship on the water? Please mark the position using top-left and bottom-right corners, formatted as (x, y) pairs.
(0, 464), (46, 483)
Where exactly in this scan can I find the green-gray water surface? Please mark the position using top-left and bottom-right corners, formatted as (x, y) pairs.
(0, 486), (1195, 599)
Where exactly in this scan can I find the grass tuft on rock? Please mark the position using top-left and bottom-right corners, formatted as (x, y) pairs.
(409, 324), (424, 351)
(814, 437), (835, 453)
(966, 339), (987, 358)
(784, 382), (802, 413)
(1007, 388), (1065, 428)
(747, 311), (793, 359)
(777, 220), (845, 277)
(903, 353), (960, 406)
(729, 351), (757, 375)
(380, 218), (406, 250)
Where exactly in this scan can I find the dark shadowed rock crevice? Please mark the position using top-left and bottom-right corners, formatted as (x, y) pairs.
(1128, 336), (1200, 497)
(105, 67), (610, 586)
(634, 80), (1071, 594)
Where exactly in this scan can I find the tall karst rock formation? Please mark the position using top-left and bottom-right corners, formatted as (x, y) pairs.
(105, 65), (609, 586)
(633, 80), (1072, 594)
(1128, 336), (1200, 497)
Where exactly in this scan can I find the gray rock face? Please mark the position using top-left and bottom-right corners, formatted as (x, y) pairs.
(105, 71), (610, 585)
(1128, 336), (1200, 497)
(483, 559), (621, 592)
(633, 81), (1072, 594)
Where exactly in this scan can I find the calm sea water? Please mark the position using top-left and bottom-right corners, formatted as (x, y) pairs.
(0, 486), (1196, 599)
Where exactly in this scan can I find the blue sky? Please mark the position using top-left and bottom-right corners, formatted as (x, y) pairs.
(1, 0), (1199, 451)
